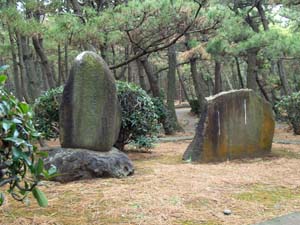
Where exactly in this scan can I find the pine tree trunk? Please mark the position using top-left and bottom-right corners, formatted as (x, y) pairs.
(185, 34), (206, 113)
(235, 57), (244, 88)
(166, 45), (183, 133)
(277, 59), (292, 95)
(177, 68), (190, 103)
(32, 35), (56, 88)
(58, 44), (64, 85)
(140, 56), (160, 97)
(64, 42), (69, 81)
(8, 27), (22, 99)
(247, 50), (258, 91)
(15, 33), (30, 102)
(214, 59), (222, 94)
(19, 35), (41, 101)
(137, 60), (147, 91)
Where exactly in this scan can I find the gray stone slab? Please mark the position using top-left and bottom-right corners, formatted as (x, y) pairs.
(255, 212), (300, 225)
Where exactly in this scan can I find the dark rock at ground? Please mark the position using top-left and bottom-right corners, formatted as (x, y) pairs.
(60, 51), (121, 152)
(183, 89), (275, 162)
(43, 147), (134, 182)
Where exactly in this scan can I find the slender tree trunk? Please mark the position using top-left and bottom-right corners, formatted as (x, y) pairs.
(257, 1), (269, 31)
(256, 74), (271, 102)
(185, 34), (206, 113)
(277, 59), (292, 95)
(58, 44), (63, 85)
(32, 35), (56, 88)
(100, 44), (108, 62)
(214, 59), (222, 94)
(16, 33), (30, 101)
(137, 59), (147, 91)
(246, 50), (258, 91)
(111, 45), (117, 78)
(166, 45), (183, 133)
(177, 68), (190, 103)
(127, 63), (133, 82)
(116, 66), (127, 81)
(224, 73), (233, 90)
(235, 57), (244, 88)
(8, 27), (22, 99)
(64, 42), (69, 81)
(140, 56), (160, 97)
(19, 35), (40, 101)
(230, 60), (239, 89)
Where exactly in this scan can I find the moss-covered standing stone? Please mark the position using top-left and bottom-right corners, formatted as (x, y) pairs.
(183, 89), (275, 162)
(60, 51), (121, 151)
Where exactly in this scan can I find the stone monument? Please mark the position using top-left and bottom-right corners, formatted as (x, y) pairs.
(183, 89), (275, 162)
(44, 51), (134, 182)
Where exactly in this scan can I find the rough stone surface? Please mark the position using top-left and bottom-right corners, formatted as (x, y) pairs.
(43, 147), (134, 182)
(183, 89), (275, 162)
(60, 51), (121, 152)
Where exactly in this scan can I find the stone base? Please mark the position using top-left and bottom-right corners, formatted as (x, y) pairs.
(43, 147), (134, 183)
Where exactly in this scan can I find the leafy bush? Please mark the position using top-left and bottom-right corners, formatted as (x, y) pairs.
(34, 82), (160, 150)
(0, 74), (53, 207)
(115, 81), (160, 150)
(151, 97), (175, 134)
(276, 92), (300, 135)
(33, 87), (63, 140)
(189, 99), (201, 115)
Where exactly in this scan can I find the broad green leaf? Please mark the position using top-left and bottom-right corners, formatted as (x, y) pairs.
(42, 165), (58, 180)
(12, 146), (32, 166)
(2, 120), (12, 132)
(19, 103), (30, 114)
(35, 159), (44, 176)
(12, 118), (22, 124)
(36, 151), (48, 158)
(48, 165), (57, 176)
(32, 187), (48, 207)
(4, 137), (26, 146)
(0, 75), (7, 85)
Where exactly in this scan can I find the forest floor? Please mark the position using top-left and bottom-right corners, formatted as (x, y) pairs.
(1, 108), (300, 225)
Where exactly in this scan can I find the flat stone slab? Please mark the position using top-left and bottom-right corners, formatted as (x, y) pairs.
(254, 212), (300, 225)
(43, 147), (134, 183)
(183, 89), (275, 162)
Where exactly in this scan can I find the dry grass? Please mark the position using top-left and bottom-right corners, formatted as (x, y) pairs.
(1, 129), (300, 225)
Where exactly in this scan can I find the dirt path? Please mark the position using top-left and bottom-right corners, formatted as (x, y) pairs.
(176, 107), (198, 134)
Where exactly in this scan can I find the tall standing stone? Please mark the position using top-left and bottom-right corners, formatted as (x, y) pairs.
(183, 89), (275, 162)
(60, 51), (121, 151)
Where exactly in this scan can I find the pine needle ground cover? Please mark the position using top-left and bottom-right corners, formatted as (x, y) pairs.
(0, 127), (300, 225)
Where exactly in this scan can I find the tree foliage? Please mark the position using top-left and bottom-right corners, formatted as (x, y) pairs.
(276, 92), (300, 135)
(0, 71), (54, 207)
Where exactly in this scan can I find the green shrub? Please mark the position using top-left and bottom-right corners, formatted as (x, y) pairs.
(33, 82), (160, 150)
(0, 74), (53, 207)
(151, 97), (175, 134)
(276, 92), (300, 135)
(151, 97), (168, 123)
(34, 86), (63, 140)
(115, 81), (160, 150)
(189, 99), (200, 115)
